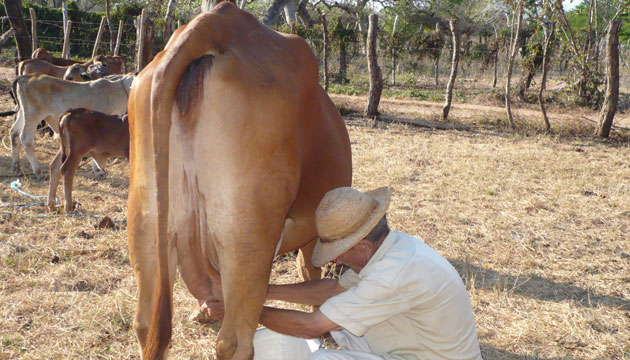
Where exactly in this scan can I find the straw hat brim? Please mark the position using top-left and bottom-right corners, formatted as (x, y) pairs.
(311, 187), (391, 267)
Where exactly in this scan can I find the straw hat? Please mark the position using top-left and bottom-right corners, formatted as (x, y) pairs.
(312, 186), (391, 267)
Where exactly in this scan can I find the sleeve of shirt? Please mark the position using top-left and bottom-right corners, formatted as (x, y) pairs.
(337, 269), (360, 289)
(319, 277), (413, 337)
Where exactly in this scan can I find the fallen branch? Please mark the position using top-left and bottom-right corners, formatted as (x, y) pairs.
(378, 114), (472, 131)
(580, 116), (630, 131)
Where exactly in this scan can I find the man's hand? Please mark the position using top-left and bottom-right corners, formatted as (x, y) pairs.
(201, 300), (225, 322)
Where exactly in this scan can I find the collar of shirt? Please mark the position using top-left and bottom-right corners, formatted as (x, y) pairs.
(358, 230), (398, 276)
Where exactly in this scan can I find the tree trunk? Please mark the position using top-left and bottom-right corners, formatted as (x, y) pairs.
(29, 8), (37, 53)
(391, 15), (398, 86)
(263, 0), (289, 27)
(322, 13), (330, 91)
(105, 0), (114, 54)
(442, 18), (460, 122)
(296, 0), (313, 27)
(596, 20), (620, 138)
(365, 14), (383, 117)
(505, 0), (523, 129)
(493, 27), (498, 88)
(538, 23), (555, 132)
(164, 0), (177, 43)
(4, 0), (32, 62)
(338, 40), (347, 83)
(283, 0), (297, 27)
(517, 42), (543, 99)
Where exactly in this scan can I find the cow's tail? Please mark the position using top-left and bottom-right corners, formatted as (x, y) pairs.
(142, 4), (232, 360)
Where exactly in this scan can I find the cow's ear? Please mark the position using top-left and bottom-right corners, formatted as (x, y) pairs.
(80, 73), (91, 80)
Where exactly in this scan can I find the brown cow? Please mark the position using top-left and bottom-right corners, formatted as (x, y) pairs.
(31, 48), (80, 66)
(127, 2), (352, 359)
(94, 55), (127, 74)
(48, 109), (129, 213)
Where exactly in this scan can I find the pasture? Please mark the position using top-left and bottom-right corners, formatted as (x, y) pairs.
(0, 63), (629, 359)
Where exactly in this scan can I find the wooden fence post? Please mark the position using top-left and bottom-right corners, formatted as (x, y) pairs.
(365, 14), (383, 118)
(136, 9), (146, 72)
(62, 20), (72, 59)
(92, 16), (106, 58)
(29, 8), (37, 52)
(321, 13), (329, 91)
(114, 20), (123, 56)
(62, 1), (69, 35)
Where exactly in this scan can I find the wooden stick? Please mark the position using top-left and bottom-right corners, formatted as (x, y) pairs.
(29, 8), (37, 52)
(0, 28), (16, 48)
(92, 16), (106, 58)
(136, 10), (146, 72)
(114, 20), (123, 56)
(62, 20), (72, 59)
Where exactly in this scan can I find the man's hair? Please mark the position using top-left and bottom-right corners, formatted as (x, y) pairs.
(364, 215), (389, 243)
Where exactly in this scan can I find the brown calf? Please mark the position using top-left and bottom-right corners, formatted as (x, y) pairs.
(48, 109), (129, 212)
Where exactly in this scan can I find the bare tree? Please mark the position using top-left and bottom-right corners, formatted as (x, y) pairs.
(505, 0), (523, 129)
(322, 13), (330, 91)
(164, 0), (178, 43)
(4, 0), (31, 62)
(538, 20), (556, 132)
(365, 14), (383, 117)
(105, 0), (114, 54)
(442, 18), (460, 122)
(596, 20), (621, 138)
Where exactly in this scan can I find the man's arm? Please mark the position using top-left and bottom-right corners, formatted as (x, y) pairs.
(259, 307), (342, 339)
(267, 278), (347, 306)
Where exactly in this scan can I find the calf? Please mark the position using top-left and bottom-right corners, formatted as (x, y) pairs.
(48, 109), (129, 212)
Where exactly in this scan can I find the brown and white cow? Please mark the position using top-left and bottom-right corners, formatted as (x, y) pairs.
(48, 109), (129, 213)
(127, 2), (351, 359)
(10, 73), (134, 175)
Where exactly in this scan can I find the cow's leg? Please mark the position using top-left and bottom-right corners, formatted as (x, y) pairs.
(9, 112), (23, 173)
(296, 238), (321, 281)
(19, 117), (42, 177)
(215, 229), (280, 360)
(90, 153), (107, 178)
(60, 151), (82, 213)
(47, 149), (63, 211)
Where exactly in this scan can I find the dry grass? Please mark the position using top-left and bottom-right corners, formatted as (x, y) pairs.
(0, 67), (629, 359)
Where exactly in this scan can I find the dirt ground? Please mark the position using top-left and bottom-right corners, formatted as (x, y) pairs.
(0, 66), (628, 359)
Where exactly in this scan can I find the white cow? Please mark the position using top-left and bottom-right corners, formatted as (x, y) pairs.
(10, 73), (134, 176)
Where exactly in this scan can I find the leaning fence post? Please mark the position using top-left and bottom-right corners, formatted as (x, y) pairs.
(62, 20), (72, 59)
(135, 9), (146, 72)
(29, 8), (37, 52)
(114, 20), (123, 56)
(92, 16), (106, 58)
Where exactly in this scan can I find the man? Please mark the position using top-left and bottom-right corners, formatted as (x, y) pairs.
(207, 186), (482, 359)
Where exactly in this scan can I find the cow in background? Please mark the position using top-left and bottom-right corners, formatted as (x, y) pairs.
(127, 2), (351, 359)
(10, 73), (134, 176)
(48, 109), (129, 213)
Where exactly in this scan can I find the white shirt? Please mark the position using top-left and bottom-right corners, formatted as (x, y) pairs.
(319, 231), (482, 360)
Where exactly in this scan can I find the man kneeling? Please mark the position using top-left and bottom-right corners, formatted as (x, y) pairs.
(207, 186), (482, 360)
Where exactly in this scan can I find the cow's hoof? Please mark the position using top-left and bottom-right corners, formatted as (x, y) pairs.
(189, 309), (215, 324)
(64, 201), (77, 213)
(47, 202), (56, 212)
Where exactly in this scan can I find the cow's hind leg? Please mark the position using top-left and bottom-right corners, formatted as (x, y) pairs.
(9, 112), (23, 173)
(47, 149), (63, 211)
(19, 113), (43, 177)
(60, 150), (83, 212)
(90, 153), (107, 178)
(215, 226), (282, 360)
